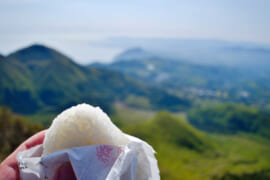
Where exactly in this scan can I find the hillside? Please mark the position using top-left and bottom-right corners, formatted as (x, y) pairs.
(188, 103), (270, 139)
(124, 111), (211, 152)
(0, 44), (189, 115)
(123, 111), (270, 180)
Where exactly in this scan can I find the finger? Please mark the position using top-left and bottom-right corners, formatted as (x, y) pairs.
(0, 130), (47, 179)
(17, 129), (47, 152)
(2, 130), (47, 167)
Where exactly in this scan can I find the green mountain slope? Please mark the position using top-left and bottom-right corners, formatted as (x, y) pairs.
(0, 54), (39, 113)
(6, 44), (89, 107)
(0, 44), (188, 115)
(122, 111), (270, 180)
(188, 103), (270, 139)
(124, 111), (211, 152)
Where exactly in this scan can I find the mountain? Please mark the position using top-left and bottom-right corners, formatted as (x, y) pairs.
(100, 37), (270, 72)
(114, 47), (154, 61)
(0, 44), (189, 114)
(90, 47), (270, 111)
(6, 44), (88, 106)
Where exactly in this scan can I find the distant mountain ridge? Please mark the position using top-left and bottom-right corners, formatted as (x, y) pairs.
(99, 37), (270, 72)
(90, 47), (270, 111)
(114, 47), (154, 61)
(0, 44), (189, 114)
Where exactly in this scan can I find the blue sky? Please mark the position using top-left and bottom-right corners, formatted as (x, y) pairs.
(0, 0), (269, 64)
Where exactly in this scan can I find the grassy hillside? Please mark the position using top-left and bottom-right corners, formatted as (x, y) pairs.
(154, 134), (270, 180)
(123, 111), (270, 180)
(188, 103), (270, 139)
(124, 112), (211, 152)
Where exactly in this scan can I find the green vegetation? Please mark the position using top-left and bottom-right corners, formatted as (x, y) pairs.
(124, 112), (210, 152)
(120, 111), (270, 180)
(0, 107), (44, 160)
(111, 103), (156, 128)
(188, 103), (270, 139)
(125, 95), (151, 109)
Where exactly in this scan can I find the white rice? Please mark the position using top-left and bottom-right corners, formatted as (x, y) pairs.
(42, 103), (129, 156)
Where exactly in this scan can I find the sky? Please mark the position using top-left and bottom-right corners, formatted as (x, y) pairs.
(0, 0), (269, 64)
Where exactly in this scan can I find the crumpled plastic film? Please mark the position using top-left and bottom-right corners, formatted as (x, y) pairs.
(17, 135), (160, 180)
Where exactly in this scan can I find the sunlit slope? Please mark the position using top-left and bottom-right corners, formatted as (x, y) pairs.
(124, 112), (211, 152)
(123, 111), (270, 180)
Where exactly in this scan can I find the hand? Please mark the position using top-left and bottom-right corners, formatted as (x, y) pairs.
(0, 130), (76, 180)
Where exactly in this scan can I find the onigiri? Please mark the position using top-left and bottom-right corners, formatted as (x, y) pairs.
(42, 103), (129, 156)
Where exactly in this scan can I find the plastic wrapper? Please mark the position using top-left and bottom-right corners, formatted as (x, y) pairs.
(17, 135), (160, 180)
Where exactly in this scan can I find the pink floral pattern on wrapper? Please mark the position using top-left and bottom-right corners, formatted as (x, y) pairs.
(96, 145), (122, 165)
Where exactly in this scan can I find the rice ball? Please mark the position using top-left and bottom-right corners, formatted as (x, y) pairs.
(42, 103), (129, 156)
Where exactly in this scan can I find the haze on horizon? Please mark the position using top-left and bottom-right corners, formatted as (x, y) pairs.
(0, 0), (269, 64)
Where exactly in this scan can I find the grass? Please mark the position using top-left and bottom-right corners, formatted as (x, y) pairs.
(119, 109), (270, 180)
(144, 133), (270, 180)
